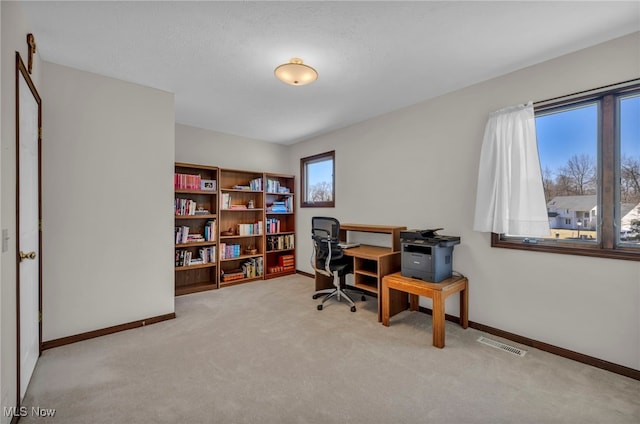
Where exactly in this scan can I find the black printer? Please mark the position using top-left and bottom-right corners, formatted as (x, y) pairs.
(400, 229), (460, 282)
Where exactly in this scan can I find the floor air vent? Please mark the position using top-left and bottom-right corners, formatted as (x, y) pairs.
(477, 336), (527, 357)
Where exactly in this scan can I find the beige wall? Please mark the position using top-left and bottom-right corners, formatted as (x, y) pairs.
(290, 32), (640, 370)
(41, 62), (175, 341)
(0, 1), (42, 420)
(176, 124), (290, 174)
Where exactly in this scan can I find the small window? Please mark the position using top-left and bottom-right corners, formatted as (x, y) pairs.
(300, 151), (335, 208)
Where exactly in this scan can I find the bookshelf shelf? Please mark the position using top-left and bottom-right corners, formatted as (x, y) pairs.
(175, 214), (217, 220)
(175, 283), (218, 296)
(175, 262), (217, 271)
(175, 189), (217, 195)
(174, 163), (219, 295)
(220, 253), (264, 262)
(175, 241), (217, 248)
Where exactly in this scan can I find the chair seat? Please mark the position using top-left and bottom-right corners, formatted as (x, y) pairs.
(329, 262), (351, 276)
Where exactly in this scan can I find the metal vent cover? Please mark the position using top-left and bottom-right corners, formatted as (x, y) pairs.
(477, 336), (527, 357)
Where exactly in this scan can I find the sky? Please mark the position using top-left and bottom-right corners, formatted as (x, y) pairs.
(536, 94), (640, 174)
(307, 159), (333, 188)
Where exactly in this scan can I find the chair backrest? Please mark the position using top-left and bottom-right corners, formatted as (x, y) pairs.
(311, 216), (343, 272)
(311, 216), (340, 242)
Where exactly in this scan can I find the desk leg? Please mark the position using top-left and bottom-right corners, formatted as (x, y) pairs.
(382, 281), (390, 326)
(409, 294), (419, 311)
(432, 291), (445, 348)
(460, 281), (469, 329)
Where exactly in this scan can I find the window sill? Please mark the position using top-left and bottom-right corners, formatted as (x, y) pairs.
(301, 202), (335, 208)
(491, 233), (640, 261)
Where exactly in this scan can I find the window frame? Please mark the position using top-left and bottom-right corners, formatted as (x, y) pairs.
(300, 150), (335, 208)
(492, 81), (640, 261)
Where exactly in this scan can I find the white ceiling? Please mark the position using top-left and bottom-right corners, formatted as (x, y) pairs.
(22, 1), (640, 144)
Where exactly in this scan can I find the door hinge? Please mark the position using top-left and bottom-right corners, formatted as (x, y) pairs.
(39, 311), (42, 322)
(39, 127), (43, 139)
(39, 220), (42, 231)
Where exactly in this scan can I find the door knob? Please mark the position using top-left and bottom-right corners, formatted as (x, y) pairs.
(19, 251), (36, 261)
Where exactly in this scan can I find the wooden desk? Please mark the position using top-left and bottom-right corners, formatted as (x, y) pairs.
(339, 223), (405, 251)
(314, 223), (406, 321)
(381, 272), (468, 348)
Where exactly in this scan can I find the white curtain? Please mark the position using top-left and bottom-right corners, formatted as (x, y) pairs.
(473, 101), (550, 237)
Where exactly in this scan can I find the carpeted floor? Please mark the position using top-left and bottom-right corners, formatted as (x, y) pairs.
(19, 274), (640, 423)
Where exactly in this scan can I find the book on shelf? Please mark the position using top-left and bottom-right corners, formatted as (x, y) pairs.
(175, 246), (216, 267)
(241, 256), (263, 279)
(175, 226), (189, 244)
(199, 246), (216, 264)
(267, 197), (293, 213)
(266, 179), (292, 194)
(236, 220), (263, 236)
(204, 219), (217, 242)
(279, 254), (295, 267)
(267, 234), (295, 251)
(266, 218), (281, 234)
(186, 233), (205, 243)
(174, 173), (202, 190)
(175, 198), (198, 216)
(221, 269), (245, 282)
(219, 243), (242, 260)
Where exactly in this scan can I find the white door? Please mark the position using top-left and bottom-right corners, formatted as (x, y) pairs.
(17, 54), (41, 402)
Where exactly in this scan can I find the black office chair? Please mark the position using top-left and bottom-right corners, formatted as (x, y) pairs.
(310, 216), (362, 312)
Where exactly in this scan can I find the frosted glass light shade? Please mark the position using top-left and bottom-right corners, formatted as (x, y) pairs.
(274, 58), (318, 86)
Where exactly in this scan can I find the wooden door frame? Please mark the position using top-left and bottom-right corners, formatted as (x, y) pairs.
(15, 51), (43, 405)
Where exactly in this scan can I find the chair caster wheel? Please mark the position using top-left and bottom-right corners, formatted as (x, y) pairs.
(312, 294), (319, 299)
(361, 295), (366, 301)
(317, 304), (323, 311)
(350, 306), (356, 312)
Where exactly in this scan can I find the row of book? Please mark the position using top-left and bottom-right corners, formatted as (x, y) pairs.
(175, 198), (199, 216)
(221, 193), (260, 210)
(175, 246), (216, 267)
(221, 257), (264, 281)
(267, 234), (295, 251)
(175, 173), (201, 190)
(237, 221), (263, 236)
(265, 179), (291, 194)
(175, 173), (217, 191)
(231, 177), (263, 191)
(220, 243), (241, 259)
(267, 197), (293, 213)
(268, 254), (294, 274)
(175, 221), (216, 244)
(266, 218), (282, 234)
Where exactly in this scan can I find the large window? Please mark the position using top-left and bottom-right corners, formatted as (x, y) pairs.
(300, 151), (335, 208)
(493, 82), (640, 261)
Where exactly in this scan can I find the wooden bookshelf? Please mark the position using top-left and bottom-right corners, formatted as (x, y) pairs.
(173, 165), (296, 294)
(219, 169), (266, 287)
(264, 173), (296, 279)
(174, 163), (218, 295)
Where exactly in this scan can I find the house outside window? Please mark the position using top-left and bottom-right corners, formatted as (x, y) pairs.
(493, 81), (640, 260)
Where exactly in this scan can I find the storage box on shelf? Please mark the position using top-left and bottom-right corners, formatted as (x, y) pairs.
(264, 173), (296, 279)
(219, 169), (266, 286)
(174, 163), (218, 296)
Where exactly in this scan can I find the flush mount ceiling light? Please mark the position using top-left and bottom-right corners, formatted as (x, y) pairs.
(274, 57), (318, 86)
